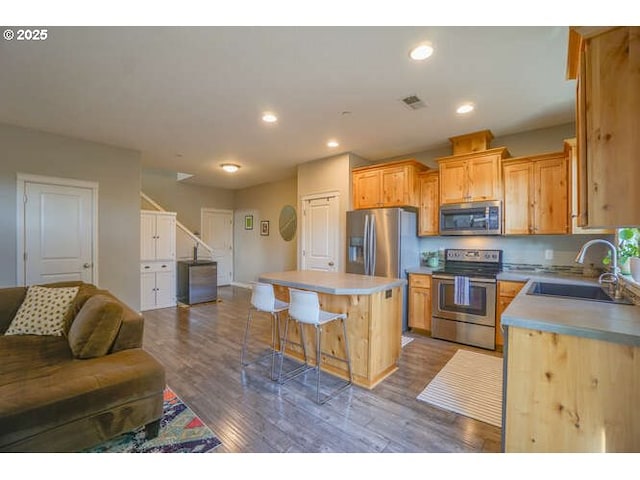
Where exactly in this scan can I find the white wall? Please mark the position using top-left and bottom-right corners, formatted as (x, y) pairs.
(141, 168), (234, 234)
(0, 123), (142, 310)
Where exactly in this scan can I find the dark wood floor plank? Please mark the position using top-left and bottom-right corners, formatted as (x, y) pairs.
(141, 285), (502, 453)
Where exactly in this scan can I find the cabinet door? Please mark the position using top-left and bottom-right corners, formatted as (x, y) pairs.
(439, 159), (468, 204)
(468, 154), (500, 201)
(534, 156), (569, 234)
(381, 166), (408, 206)
(495, 281), (525, 349)
(140, 212), (157, 261)
(155, 215), (176, 260)
(582, 27), (640, 228)
(154, 270), (175, 309)
(409, 286), (431, 331)
(503, 161), (533, 235)
(418, 173), (439, 236)
(140, 272), (157, 311)
(353, 170), (381, 209)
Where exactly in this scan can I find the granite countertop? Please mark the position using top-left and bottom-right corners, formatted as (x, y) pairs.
(502, 276), (640, 346)
(258, 270), (406, 295)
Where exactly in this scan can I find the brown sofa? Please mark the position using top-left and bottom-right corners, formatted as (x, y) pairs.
(0, 282), (166, 452)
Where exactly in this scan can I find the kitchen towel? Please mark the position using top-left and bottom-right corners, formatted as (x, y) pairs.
(454, 276), (470, 306)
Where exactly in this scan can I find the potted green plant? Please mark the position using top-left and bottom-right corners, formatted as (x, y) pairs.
(603, 227), (639, 274)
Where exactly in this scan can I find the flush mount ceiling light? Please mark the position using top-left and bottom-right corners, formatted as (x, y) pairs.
(456, 103), (475, 114)
(221, 163), (240, 173)
(409, 43), (434, 61)
(327, 140), (339, 148)
(262, 112), (278, 123)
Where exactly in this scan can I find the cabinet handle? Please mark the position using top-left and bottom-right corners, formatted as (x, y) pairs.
(144, 266), (150, 269)
(161, 265), (167, 268)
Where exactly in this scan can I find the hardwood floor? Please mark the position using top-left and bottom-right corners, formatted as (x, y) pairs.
(141, 285), (502, 453)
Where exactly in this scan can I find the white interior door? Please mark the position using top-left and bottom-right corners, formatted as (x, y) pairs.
(201, 208), (233, 286)
(301, 194), (339, 272)
(19, 177), (97, 285)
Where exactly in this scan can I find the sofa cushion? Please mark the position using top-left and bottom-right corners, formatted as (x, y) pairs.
(5, 285), (79, 336)
(68, 294), (124, 359)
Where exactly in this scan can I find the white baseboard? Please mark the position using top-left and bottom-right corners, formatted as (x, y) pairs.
(231, 281), (251, 289)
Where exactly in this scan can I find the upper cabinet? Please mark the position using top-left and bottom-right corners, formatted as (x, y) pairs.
(141, 210), (177, 261)
(438, 148), (509, 204)
(568, 26), (640, 228)
(418, 171), (439, 236)
(503, 152), (569, 235)
(352, 159), (428, 210)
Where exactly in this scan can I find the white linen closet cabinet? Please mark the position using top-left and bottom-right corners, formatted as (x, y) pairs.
(140, 210), (177, 311)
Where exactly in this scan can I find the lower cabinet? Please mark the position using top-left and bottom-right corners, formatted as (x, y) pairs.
(141, 262), (176, 311)
(408, 273), (432, 333)
(505, 326), (640, 452)
(495, 280), (526, 350)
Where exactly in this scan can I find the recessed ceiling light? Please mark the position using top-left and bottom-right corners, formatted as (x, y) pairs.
(456, 103), (475, 114)
(221, 163), (240, 173)
(409, 43), (434, 61)
(262, 112), (278, 123)
(327, 140), (339, 148)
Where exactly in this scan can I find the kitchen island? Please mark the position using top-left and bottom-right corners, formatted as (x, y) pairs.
(258, 270), (406, 389)
(501, 276), (640, 452)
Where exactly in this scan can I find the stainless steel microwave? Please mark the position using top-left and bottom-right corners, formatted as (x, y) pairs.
(439, 200), (502, 235)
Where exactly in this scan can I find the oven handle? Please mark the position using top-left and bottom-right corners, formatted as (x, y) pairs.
(432, 274), (497, 284)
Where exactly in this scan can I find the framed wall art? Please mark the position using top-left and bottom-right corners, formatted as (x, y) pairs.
(260, 220), (269, 236)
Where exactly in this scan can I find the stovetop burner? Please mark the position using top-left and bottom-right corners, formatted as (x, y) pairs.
(432, 248), (503, 279)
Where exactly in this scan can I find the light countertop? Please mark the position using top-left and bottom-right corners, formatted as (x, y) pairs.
(258, 270), (406, 295)
(502, 276), (640, 346)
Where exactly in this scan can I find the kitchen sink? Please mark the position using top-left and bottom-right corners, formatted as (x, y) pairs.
(526, 282), (634, 305)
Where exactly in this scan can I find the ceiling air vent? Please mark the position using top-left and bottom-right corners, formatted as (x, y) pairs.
(400, 94), (426, 110)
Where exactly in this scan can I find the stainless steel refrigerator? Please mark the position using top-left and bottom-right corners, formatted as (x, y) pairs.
(346, 208), (419, 332)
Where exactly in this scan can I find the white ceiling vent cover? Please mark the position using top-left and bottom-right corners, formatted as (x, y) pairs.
(400, 95), (427, 110)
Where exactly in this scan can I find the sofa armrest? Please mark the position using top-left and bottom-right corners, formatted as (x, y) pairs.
(0, 287), (27, 334)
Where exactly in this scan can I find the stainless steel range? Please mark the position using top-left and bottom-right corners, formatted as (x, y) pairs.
(431, 248), (502, 350)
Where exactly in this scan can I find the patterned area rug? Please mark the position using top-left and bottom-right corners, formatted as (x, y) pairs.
(416, 349), (503, 427)
(85, 387), (221, 453)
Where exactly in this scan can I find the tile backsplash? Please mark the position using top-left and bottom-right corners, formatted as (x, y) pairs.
(419, 234), (614, 270)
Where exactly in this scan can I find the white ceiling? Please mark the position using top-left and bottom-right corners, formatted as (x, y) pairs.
(0, 26), (576, 189)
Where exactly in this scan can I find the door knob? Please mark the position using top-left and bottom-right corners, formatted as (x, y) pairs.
(328, 261), (335, 266)
(83, 263), (92, 269)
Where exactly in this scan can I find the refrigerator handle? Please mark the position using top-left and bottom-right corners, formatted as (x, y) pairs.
(370, 214), (376, 275)
(363, 214), (370, 275)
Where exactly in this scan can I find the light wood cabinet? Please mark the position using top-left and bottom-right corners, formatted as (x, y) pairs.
(418, 171), (439, 236)
(505, 326), (640, 452)
(408, 274), (432, 333)
(503, 152), (569, 235)
(495, 280), (525, 350)
(352, 159), (428, 210)
(437, 148), (508, 204)
(568, 26), (640, 228)
(564, 138), (614, 234)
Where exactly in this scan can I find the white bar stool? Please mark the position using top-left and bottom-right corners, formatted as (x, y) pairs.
(278, 288), (352, 404)
(241, 282), (288, 381)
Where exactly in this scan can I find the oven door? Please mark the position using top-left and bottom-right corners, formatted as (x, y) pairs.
(431, 275), (496, 326)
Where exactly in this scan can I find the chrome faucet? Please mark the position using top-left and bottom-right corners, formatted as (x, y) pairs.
(574, 239), (622, 299)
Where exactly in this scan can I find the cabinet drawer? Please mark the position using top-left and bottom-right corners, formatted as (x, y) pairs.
(409, 273), (431, 288)
(498, 280), (526, 297)
(141, 262), (174, 273)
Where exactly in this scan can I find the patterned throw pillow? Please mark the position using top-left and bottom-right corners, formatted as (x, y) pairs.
(5, 285), (80, 336)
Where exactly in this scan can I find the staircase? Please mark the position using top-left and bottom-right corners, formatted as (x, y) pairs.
(140, 192), (214, 261)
